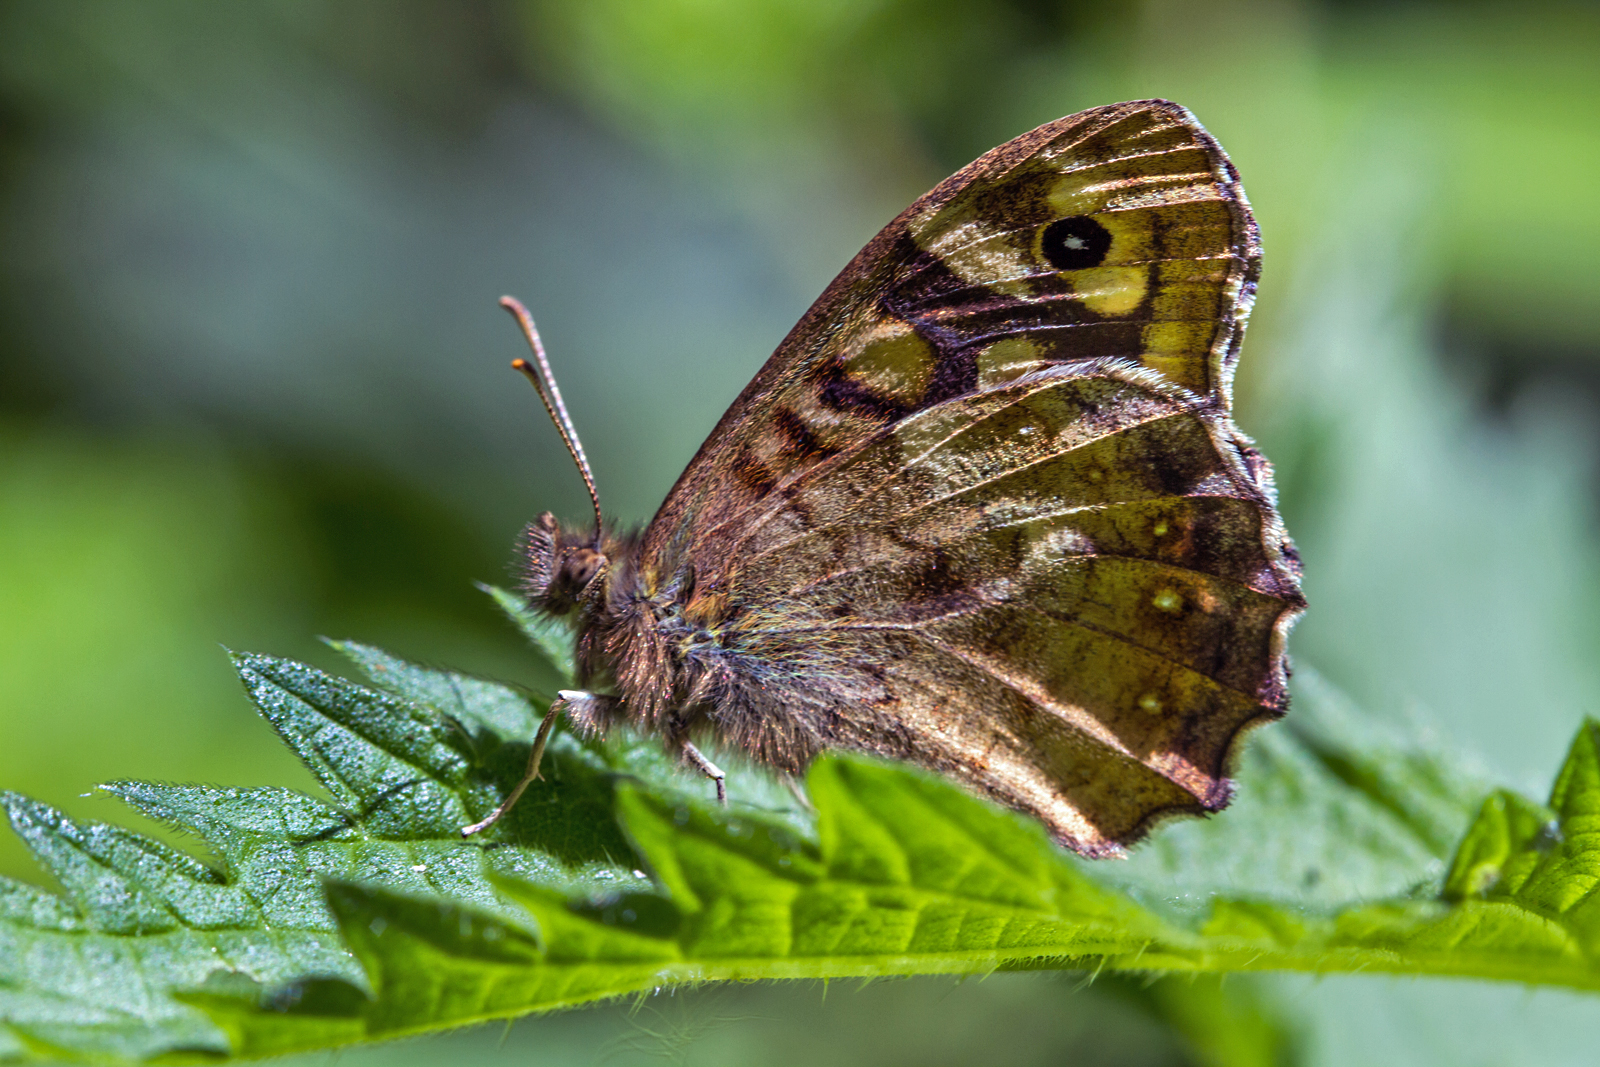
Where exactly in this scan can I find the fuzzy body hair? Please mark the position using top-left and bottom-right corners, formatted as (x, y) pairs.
(522, 513), (864, 775)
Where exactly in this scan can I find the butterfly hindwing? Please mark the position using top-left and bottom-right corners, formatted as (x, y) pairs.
(624, 100), (1301, 855)
(710, 362), (1295, 854)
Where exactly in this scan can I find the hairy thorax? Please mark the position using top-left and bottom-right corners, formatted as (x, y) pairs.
(521, 512), (729, 744)
(521, 509), (833, 774)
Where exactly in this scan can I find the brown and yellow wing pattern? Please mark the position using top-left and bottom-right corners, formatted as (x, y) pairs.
(629, 100), (1302, 856)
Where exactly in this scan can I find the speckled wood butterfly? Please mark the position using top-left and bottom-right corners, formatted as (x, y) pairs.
(466, 99), (1305, 857)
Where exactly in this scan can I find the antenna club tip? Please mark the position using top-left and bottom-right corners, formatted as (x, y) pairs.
(511, 358), (530, 370)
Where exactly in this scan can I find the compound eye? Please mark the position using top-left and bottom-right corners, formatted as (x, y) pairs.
(567, 547), (605, 589)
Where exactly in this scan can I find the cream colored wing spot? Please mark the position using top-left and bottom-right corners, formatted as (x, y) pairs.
(1037, 116), (1197, 175)
(1047, 170), (1216, 218)
(917, 206), (1148, 310)
(840, 316), (935, 407)
(977, 337), (1051, 388)
(1044, 144), (1220, 212)
(1044, 142), (1208, 178)
(1106, 181), (1227, 212)
(1142, 321), (1215, 356)
(1088, 211), (1157, 267)
(1068, 265), (1150, 318)
(909, 211), (1035, 299)
(1028, 524), (1096, 564)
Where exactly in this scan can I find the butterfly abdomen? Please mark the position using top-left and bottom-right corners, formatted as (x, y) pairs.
(565, 554), (836, 776)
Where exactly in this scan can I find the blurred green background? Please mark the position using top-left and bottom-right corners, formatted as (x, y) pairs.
(3, 0), (1599, 1063)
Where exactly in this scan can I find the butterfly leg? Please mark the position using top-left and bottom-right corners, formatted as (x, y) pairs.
(680, 741), (727, 805)
(461, 690), (581, 837)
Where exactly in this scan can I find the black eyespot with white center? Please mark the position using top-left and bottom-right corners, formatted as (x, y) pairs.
(1040, 215), (1112, 271)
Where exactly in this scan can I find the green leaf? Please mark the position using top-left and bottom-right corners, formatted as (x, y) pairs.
(328, 637), (544, 734)
(1106, 665), (1488, 914)
(0, 789), (351, 1062)
(479, 581), (576, 680)
(1430, 720), (1600, 962)
(9, 616), (1600, 1062)
(1101, 973), (1300, 1067)
(0, 640), (652, 1062)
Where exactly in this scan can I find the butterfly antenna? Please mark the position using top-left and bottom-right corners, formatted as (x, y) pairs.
(499, 296), (604, 542)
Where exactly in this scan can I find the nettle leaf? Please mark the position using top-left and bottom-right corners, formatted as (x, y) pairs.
(1105, 665), (1489, 914)
(479, 580), (576, 681)
(6, 592), (1600, 1062)
(1429, 722), (1600, 969)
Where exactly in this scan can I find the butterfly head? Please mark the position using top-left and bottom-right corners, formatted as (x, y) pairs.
(521, 511), (609, 614)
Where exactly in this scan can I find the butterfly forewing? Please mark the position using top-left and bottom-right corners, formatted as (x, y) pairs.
(899, 104), (1256, 397)
(622, 100), (1300, 856)
(647, 101), (1257, 576)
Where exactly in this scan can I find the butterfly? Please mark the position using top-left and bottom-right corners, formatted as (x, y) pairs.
(465, 99), (1305, 858)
